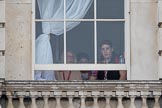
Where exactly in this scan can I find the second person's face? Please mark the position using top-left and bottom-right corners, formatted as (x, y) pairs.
(101, 44), (113, 60)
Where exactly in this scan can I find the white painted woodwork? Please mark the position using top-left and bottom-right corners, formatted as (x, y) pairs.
(158, 28), (162, 50)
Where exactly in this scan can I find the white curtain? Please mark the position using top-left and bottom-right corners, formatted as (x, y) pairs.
(35, 0), (93, 80)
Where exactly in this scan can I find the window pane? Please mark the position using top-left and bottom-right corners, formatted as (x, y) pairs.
(66, 21), (94, 64)
(97, 0), (124, 19)
(36, 0), (64, 19)
(35, 22), (64, 64)
(66, 0), (94, 19)
(97, 22), (125, 64)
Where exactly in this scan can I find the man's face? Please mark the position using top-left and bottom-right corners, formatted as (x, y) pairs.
(66, 52), (74, 63)
(101, 44), (113, 59)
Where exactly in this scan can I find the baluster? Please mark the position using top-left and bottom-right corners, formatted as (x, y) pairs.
(56, 96), (62, 108)
(68, 96), (74, 108)
(153, 96), (160, 108)
(105, 97), (111, 108)
(80, 96), (86, 108)
(43, 96), (49, 108)
(7, 96), (14, 108)
(93, 96), (99, 108)
(141, 96), (148, 108)
(31, 96), (37, 108)
(18, 96), (25, 108)
(117, 96), (124, 108)
(129, 96), (136, 108)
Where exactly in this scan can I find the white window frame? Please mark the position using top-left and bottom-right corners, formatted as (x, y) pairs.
(32, 0), (131, 80)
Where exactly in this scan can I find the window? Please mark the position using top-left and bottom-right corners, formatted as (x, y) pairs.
(32, 0), (130, 80)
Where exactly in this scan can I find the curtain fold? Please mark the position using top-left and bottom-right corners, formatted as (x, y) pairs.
(35, 0), (93, 80)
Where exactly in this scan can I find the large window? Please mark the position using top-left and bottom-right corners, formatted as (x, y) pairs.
(32, 0), (130, 80)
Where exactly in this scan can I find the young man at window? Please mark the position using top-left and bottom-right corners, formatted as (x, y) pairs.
(96, 40), (127, 80)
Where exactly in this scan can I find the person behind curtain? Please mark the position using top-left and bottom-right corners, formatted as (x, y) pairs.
(77, 52), (92, 80)
(96, 40), (127, 80)
(56, 51), (81, 80)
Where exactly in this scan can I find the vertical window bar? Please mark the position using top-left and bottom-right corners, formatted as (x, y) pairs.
(94, 0), (97, 64)
(64, 0), (66, 64)
(32, 0), (36, 79)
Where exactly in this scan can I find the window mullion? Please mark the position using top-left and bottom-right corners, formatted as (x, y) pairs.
(64, 0), (66, 64)
(94, 0), (97, 64)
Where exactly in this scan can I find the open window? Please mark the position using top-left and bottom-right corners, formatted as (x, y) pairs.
(32, 0), (130, 80)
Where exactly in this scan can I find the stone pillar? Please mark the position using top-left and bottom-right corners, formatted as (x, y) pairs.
(141, 96), (148, 108)
(153, 96), (160, 108)
(93, 96), (99, 108)
(117, 96), (124, 108)
(80, 96), (86, 108)
(43, 96), (49, 108)
(68, 96), (74, 108)
(18, 96), (25, 108)
(7, 95), (14, 108)
(129, 96), (136, 108)
(31, 96), (37, 108)
(56, 96), (62, 108)
(105, 96), (111, 108)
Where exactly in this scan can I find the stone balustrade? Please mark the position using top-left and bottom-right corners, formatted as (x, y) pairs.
(0, 80), (161, 108)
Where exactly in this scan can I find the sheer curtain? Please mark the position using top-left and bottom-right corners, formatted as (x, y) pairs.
(35, 0), (93, 80)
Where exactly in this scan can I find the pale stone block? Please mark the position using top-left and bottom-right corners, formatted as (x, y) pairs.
(0, 28), (5, 50)
(54, 91), (62, 96)
(0, 56), (5, 78)
(6, 0), (32, 4)
(158, 0), (162, 23)
(30, 91), (37, 96)
(131, 1), (158, 80)
(0, 1), (5, 22)
(5, 3), (32, 80)
(42, 92), (50, 96)
(158, 56), (162, 79)
(104, 91), (113, 96)
(141, 91), (149, 96)
(17, 91), (26, 96)
(92, 91), (100, 96)
(153, 91), (161, 96)
(128, 91), (137, 96)
(116, 91), (124, 96)
(158, 28), (162, 50)
(67, 91), (74, 96)
(62, 91), (67, 97)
